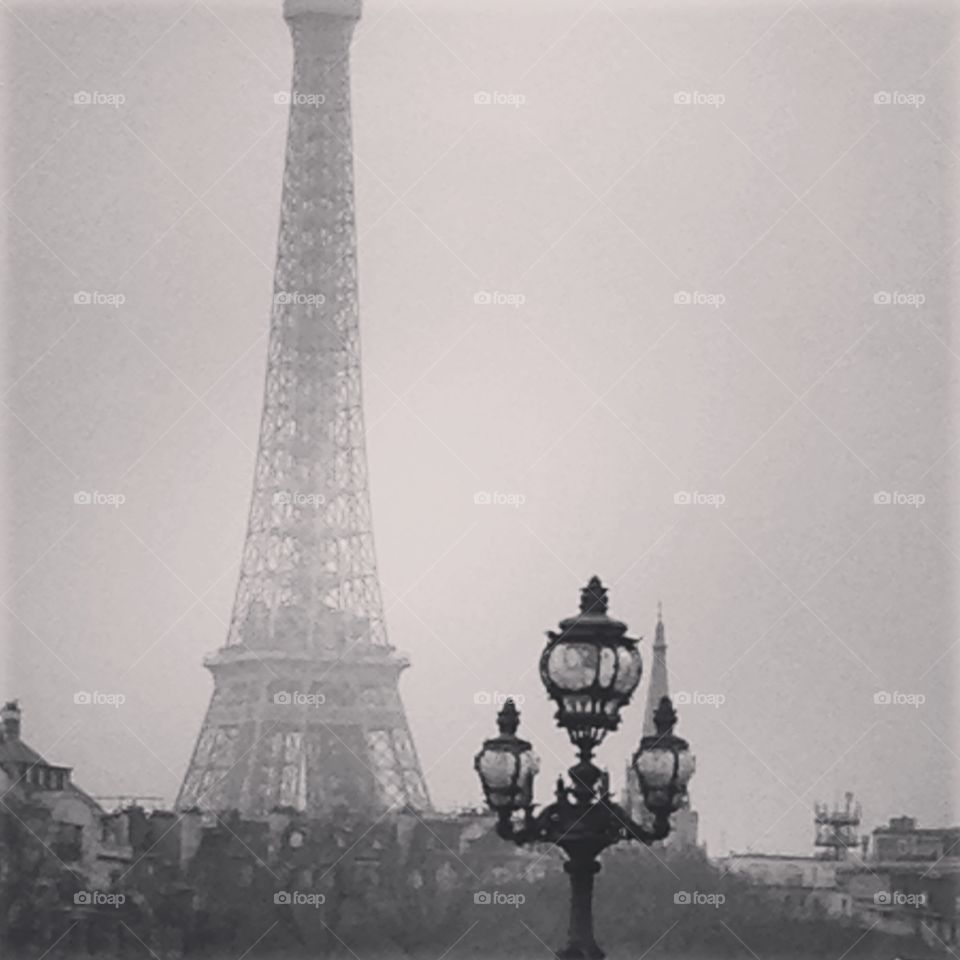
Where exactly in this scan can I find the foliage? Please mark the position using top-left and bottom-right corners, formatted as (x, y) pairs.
(0, 811), (936, 960)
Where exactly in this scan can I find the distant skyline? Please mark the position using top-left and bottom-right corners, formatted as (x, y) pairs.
(3, 0), (958, 857)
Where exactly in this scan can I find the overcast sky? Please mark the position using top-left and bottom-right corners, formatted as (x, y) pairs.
(3, 0), (958, 856)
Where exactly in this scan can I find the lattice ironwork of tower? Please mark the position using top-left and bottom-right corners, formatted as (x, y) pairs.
(176, 0), (430, 819)
(814, 792), (862, 860)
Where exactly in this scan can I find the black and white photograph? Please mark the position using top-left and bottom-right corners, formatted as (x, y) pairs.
(2, 1), (958, 958)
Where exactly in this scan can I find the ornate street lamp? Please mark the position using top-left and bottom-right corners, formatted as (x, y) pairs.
(475, 698), (539, 812)
(474, 577), (695, 960)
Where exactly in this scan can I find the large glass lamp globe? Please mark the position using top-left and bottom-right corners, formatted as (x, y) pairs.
(539, 577), (642, 750)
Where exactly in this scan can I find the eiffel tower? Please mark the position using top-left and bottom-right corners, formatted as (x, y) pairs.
(176, 0), (430, 818)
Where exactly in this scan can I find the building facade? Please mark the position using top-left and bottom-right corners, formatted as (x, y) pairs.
(721, 811), (960, 949)
(0, 701), (105, 879)
(843, 816), (959, 948)
(721, 853), (852, 919)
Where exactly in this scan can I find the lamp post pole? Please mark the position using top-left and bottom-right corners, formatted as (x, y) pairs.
(475, 578), (695, 960)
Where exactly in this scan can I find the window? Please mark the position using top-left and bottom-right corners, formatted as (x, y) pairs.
(274, 732), (305, 809)
(53, 824), (83, 862)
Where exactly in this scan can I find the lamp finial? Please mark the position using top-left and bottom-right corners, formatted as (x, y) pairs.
(579, 576), (609, 615)
(496, 698), (520, 735)
(653, 696), (677, 735)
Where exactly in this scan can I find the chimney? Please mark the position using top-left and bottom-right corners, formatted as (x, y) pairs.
(2, 701), (21, 740)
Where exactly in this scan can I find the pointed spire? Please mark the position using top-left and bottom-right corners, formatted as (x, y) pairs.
(643, 605), (669, 738)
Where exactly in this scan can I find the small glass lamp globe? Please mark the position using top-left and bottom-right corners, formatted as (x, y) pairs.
(474, 699), (539, 811)
(632, 696), (695, 814)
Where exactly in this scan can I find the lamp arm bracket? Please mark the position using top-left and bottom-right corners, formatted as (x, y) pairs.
(495, 806), (540, 844)
(495, 796), (672, 849)
(601, 798), (671, 845)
